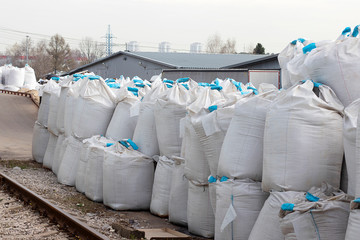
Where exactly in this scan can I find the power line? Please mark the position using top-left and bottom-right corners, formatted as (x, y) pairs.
(0, 26), (208, 53)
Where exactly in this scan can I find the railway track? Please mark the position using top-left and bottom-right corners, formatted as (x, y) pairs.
(0, 172), (109, 240)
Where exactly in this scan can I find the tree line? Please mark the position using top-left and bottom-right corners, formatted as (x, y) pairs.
(4, 34), (105, 79)
(206, 33), (265, 55)
(3, 33), (266, 79)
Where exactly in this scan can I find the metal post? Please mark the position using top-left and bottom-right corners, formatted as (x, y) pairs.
(25, 35), (29, 64)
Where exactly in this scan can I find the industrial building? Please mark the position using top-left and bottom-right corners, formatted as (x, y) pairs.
(66, 51), (280, 83)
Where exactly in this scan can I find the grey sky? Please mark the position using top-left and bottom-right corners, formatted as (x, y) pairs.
(0, 0), (359, 54)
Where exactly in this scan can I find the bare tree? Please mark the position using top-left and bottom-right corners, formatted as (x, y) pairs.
(246, 43), (255, 53)
(79, 37), (105, 65)
(220, 38), (237, 54)
(206, 34), (237, 54)
(31, 40), (53, 79)
(5, 37), (34, 67)
(46, 34), (71, 73)
(206, 34), (223, 53)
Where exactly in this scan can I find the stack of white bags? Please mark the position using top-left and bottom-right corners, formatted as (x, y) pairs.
(32, 25), (360, 239)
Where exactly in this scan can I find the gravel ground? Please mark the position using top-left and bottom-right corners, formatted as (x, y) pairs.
(0, 186), (72, 239)
(0, 160), (199, 240)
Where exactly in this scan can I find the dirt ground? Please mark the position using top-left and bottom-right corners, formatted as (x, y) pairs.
(0, 93), (208, 239)
(0, 93), (37, 160)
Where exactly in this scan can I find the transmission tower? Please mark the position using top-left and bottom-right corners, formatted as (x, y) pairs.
(103, 25), (116, 56)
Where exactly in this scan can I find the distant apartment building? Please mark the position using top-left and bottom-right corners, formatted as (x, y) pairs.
(158, 42), (171, 53)
(127, 41), (139, 52)
(190, 42), (202, 53)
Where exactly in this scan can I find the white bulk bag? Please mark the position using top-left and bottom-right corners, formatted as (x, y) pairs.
(37, 80), (59, 127)
(57, 136), (83, 186)
(218, 91), (278, 181)
(262, 80), (344, 192)
(303, 29), (360, 106)
(183, 86), (227, 184)
(133, 82), (171, 157)
(150, 156), (174, 217)
(343, 98), (360, 196)
(195, 105), (237, 179)
(42, 133), (58, 169)
(103, 142), (154, 210)
(47, 83), (61, 135)
(63, 77), (88, 137)
(6, 67), (24, 88)
(215, 179), (269, 240)
(52, 133), (66, 175)
(56, 76), (73, 134)
(193, 86), (255, 179)
(279, 195), (350, 240)
(168, 157), (188, 226)
(75, 137), (93, 193)
(133, 102), (159, 157)
(248, 191), (305, 240)
(2, 65), (12, 85)
(183, 116), (210, 184)
(345, 199), (360, 240)
(105, 88), (140, 141)
(4, 85), (19, 91)
(278, 38), (308, 89)
(32, 122), (50, 163)
(23, 65), (37, 89)
(84, 136), (115, 202)
(154, 79), (196, 157)
(72, 77), (116, 139)
(187, 181), (215, 238)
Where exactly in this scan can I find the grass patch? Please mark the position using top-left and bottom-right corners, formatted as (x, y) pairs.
(63, 194), (106, 214)
(0, 160), (43, 169)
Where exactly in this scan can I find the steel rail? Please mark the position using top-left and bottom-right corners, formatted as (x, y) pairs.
(0, 172), (109, 240)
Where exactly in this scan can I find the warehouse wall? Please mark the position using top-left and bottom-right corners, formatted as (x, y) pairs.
(82, 55), (168, 80)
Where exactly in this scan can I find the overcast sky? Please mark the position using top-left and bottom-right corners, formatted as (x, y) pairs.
(0, 0), (359, 54)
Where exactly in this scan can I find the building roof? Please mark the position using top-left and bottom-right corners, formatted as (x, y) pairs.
(129, 52), (267, 69)
(222, 53), (279, 69)
(66, 51), (274, 75)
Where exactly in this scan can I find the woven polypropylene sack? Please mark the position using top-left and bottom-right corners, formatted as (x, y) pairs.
(103, 143), (154, 210)
(57, 136), (83, 186)
(215, 179), (269, 240)
(150, 156), (174, 217)
(32, 122), (50, 163)
(187, 182), (215, 238)
(168, 157), (188, 226)
(262, 81), (344, 192)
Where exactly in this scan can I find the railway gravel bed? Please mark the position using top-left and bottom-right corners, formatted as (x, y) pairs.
(0, 184), (73, 239)
(0, 160), (200, 240)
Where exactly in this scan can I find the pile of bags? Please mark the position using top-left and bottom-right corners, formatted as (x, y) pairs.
(32, 28), (360, 238)
(0, 64), (38, 91)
